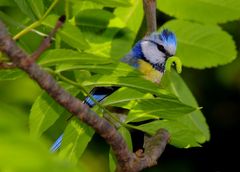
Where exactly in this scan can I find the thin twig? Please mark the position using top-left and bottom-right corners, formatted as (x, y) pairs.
(31, 15), (66, 61)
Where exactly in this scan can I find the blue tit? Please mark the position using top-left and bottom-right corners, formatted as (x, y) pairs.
(50, 29), (177, 152)
(121, 29), (177, 83)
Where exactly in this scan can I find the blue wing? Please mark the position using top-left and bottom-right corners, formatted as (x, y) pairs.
(51, 87), (119, 152)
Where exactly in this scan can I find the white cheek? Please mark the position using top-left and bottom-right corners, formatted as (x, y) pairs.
(141, 41), (165, 64)
(165, 44), (176, 56)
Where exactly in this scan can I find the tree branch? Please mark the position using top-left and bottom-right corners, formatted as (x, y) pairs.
(0, 5), (169, 169)
(143, 0), (157, 34)
(0, 19), (132, 170)
(0, 61), (16, 69)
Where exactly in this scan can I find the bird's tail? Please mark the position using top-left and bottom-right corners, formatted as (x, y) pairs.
(50, 87), (119, 152)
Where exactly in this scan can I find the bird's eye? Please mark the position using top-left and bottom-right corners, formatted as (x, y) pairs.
(157, 44), (167, 54)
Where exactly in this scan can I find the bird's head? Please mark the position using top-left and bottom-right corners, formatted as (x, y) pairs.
(121, 29), (177, 83)
(140, 29), (177, 72)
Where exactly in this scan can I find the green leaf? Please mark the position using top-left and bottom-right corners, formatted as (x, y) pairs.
(82, 74), (172, 96)
(114, 0), (143, 34)
(38, 49), (112, 67)
(14, 0), (36, 20)
(75, 9), (115, 31)
(59, 117), (94, 163)
(0, 103), (85, 172)
(73, 0), (131, 7)
(157, 0), (240, 24)
(103, 87), (149, 106)
(0, 100), (27, 130)
(0, 0), (15, 6)
(71, 1), (103, 16)
(161, 20), (237, 69)
(0, 69), (24, 80)
(56, 62), (138, 76)
(27, 0), (44, 19)
(118, 126), (132, 151)
(125, 97), (197, 123)
(161, 70), (210, 145)
(109, 150), (117, 172)
(29, 85), (80, 137)
(136, 120), (201, 148)
(42, 15), (89, 50)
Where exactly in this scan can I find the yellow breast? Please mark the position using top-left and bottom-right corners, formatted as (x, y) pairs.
(138, 59), (163, 84)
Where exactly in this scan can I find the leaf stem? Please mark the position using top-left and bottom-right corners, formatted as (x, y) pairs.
(13, 0), (59, 40)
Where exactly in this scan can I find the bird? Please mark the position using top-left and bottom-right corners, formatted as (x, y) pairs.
(50, 29), (177, 152)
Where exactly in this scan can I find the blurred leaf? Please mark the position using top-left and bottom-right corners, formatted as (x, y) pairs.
(0, 11), (23, 29)
(0, 69), (24, 80)
(0, 100), (27, 131)
(0, 102), (85, 172)
(216, 57), (240, 87)
(38, 49), (112, 66)
(42, 15), (89, 50)
(29, 85), (80, 137)
(125, 98), (196, 123)
(14, 0), (36, 20)
(59, 117), (94, 163)
(75, 9), (115, 31)
(136, 120), (201, 148)
(71, 0), (131, 7)
(161, 70), (210, 144)
(27, 0), (44, 19)
(0, 0), (15, 6)
(157, 0), (240, 24)
(114, 0), (143, 34)
(162, 20), (237, 69)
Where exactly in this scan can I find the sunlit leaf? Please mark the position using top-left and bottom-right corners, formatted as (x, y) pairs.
(71, 0), (131, 7)
(38, 49), (112, 66)
(161, 20), (237, 68)
(114, 0), (143, 34)
(29, 85), (80, 137)
(56, 62), (138, 76)
(59, 118), (94, 163)
(157, 0), (240, 24)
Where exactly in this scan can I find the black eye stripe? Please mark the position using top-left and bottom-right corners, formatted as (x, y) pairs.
(157, 44), (167, 54)
(157, 44), (171, 57)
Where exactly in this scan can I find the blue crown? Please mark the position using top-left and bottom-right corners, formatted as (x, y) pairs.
(159, 29), (177, 48)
